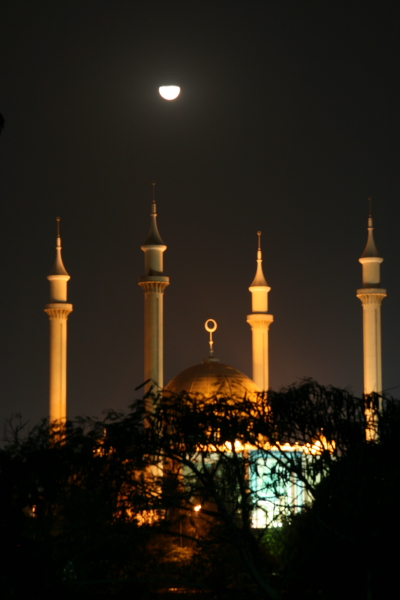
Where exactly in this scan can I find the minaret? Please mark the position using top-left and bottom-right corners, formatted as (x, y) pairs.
(356, 202), (386, 396)
(246, 232), (274, 390)
(44, 218), (73, 424)
(138, 184), (169, 396)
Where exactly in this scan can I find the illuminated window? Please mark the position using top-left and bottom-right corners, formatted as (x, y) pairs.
(250, 450), (305, 528)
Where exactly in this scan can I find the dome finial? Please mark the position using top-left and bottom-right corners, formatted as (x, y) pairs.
(205, 319), (218, 357)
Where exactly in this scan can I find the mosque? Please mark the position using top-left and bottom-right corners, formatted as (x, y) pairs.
(44, 195), (386, 424)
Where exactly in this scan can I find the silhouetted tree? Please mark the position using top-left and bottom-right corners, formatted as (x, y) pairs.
(1, 383), (397, 599)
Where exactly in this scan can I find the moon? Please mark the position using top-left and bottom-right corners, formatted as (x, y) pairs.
(159, 85), (180, 100)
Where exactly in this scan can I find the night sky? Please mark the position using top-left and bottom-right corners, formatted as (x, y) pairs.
(1, 1), (399, 430)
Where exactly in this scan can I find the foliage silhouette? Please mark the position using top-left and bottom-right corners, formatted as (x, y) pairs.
(0, 382), (398, 598)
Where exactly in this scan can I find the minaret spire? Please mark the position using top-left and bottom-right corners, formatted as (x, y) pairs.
(246, 231), (274, 391)
(356, 200), (386, 396)
(139, 184), (170, 399)
(44, 217), (73, 425)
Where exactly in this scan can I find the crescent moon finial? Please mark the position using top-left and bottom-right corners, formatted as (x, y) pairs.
(205, 319), (218, 357)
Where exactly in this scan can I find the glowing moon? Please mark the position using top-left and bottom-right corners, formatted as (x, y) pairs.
(159, 85), (180, 100)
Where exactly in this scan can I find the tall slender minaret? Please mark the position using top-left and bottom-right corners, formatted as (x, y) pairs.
(44, 218), (73, 424)
(247, 232), (274, 391)
(356, 202), (386, 396)
(138, 184), (169, 396)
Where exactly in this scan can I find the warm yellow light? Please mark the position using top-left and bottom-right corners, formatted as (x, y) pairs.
(196, 437), (335, 455)
(159, 85), (180, 100)
(194, 504), (202, 512)
(135, 509), (163, 526)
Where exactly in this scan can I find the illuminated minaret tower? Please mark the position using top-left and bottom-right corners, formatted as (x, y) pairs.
(356, 202), (386, 395)
(247, 232), (274, 390)
(138, 184), (169, 396)
(44, 218), (73, 424)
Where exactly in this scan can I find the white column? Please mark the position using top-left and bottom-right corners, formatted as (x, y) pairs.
(44, 218), (72, 425)
(139, 278), (169, 390)
(357, 211), (386, 396)
(356, 290), (386, 394)
(139, 190), (169, 399)
(44, 304), (73, 423)
(246, 314), (274, 390)
(247, 232), (273, 391)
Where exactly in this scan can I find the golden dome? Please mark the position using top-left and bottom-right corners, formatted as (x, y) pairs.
(165, 358), (260, 399)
